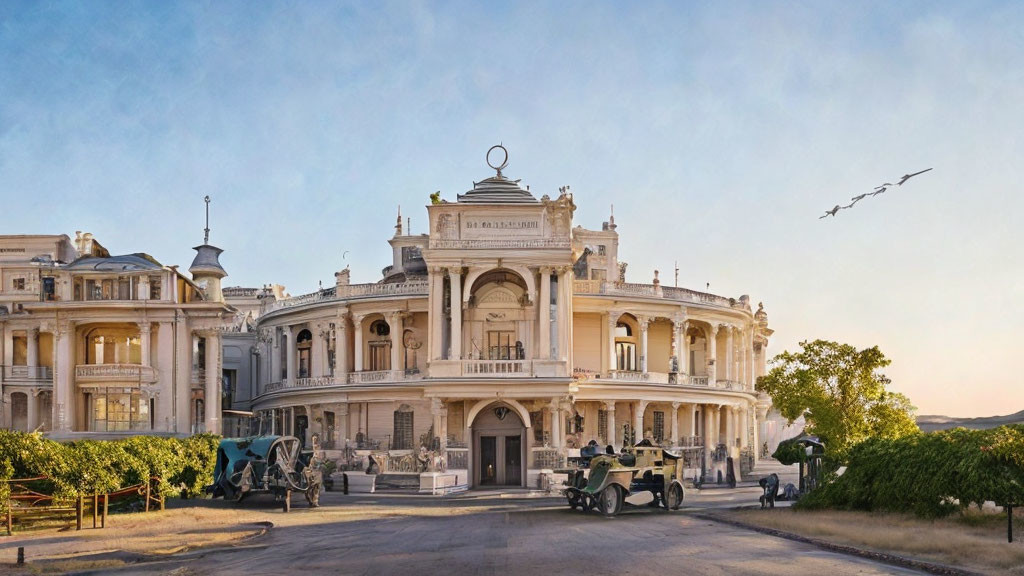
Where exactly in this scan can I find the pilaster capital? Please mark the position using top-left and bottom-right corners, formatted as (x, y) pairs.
(603, 401), (616, 412)
(636, 399), (650, 411)
(709, 323), (719, 336)
(671, 402), (682, 410)
(446, 266), (465, 278)
(137, 321), (152, 331)
(538, 266), (553, 275)
(27, 327), (39, 337)
(282, 325), (293, 336)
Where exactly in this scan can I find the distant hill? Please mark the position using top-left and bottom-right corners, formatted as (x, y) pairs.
(916, 410), (1024, 433)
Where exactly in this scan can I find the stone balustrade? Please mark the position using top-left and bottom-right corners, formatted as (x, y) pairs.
(572, 280), (746, 310)
(75, 364), (157, 383)
(461, 359), (530, 377)
(2, 365), (53, 381)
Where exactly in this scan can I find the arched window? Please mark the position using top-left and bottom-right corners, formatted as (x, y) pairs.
(367, 319), (392, 371)
(296, 329), (312, 378)
(615, 321), (637, 371)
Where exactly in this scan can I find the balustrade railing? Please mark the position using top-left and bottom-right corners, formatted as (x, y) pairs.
(446, 449), (468, 470)
(603, 370), (670, 384)
(348, 370), (393, 384)
(715, 379), (744, 391)
(572, 280), (743, 310)
(340, 280), (429, 298)
(689, 375), (709, 386)
(530, 448), (565, 469)
(75, 364), (156, 382)
(2, 366), (53, 381)
(462, 359), (530, 377)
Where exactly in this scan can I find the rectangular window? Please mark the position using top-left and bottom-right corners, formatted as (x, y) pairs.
(447, 402), (465, 445)
(12, 278), (25, 291)
(598, 410), (608, 443)
(591, 269), (606, 282)
(487, 331), (519, 360)
(393, 410), (414, 450)
(149, 276), (161, 300)
(597, 245), (606, 255)
(327, 325), (336, 377)
(91, 392), (150, 432)
(118, 277), (131, 300)
(368, 341), (391, 371)
(653, 411), (665, 442)
(42, 277), (55, 301)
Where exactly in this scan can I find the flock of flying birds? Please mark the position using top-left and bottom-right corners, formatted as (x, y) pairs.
(819, 168), (933, 219)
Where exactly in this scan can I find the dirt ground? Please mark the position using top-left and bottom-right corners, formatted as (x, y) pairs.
(0, 488), (998, 575)
(713, 507), (1024, 575)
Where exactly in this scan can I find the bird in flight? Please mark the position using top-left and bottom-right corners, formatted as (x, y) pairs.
(846, 193), (870, 207)
(897, 168), (932, 186)
(819, 205), (844, 219)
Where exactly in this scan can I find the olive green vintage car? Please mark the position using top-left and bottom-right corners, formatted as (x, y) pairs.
(563, 441), (685, 517)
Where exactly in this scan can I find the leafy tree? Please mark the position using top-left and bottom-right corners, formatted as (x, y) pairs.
(756, 339), (918, 463)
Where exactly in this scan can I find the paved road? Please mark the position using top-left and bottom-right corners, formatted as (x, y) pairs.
(100, 491), (923, 576)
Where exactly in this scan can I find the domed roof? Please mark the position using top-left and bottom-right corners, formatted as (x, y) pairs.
(456, 145), (538, 204)
(66, 253), (162, 272)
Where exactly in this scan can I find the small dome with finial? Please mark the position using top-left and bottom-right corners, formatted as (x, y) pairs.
(457, 145), (538, 204)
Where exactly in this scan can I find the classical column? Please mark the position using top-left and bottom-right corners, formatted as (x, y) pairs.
(634, 400), (648, 442)
(336, 403), (349, 447)
(283, 326), (296, 384)
(681, 320), (690, 375)
(726, 406), (735, 448)
(538, 267), (551, 360)
(138, 322), (152, 367)
(604, 401), (617, 449)
(429, 268), (443, 361)
(703, 405), (714, 473)
(747, 330), (755, 389)
(139, 276), (150, 300)
(607, 313), (618, 373)
(27, 327), (39, 371)
(334, 313), (349, 383)
(740, 406), (749, 449)
(725, 326), (734, 381)
(54, 320), (74, 432)
(431, 398), (447, 450)
(639, 317), (649, 373)
(708, 324), (719, 382)
(204, 332), (222, 434)
(389, 311), (403, 376)
(670, 402), (681, 446)
(558, 267), (572, 362)
(311, 324), (324, 378)
(448, 268), (462, 360)
(548, 401), (561, 448)
(672, 320), (683, 373)
(26, 389), (38, 431)
(270, 329), (281, 382)
(353, 316), (364, 372)
(690, 404), (698, 438)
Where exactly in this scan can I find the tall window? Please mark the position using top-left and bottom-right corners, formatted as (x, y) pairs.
(393, 405), (414, 450)
(530, 411), (545, 444)
(368, 320), (392, 371)
(327, 324), (336, 376)
(598, 410), (608, 443)
(91, 392), (150, 431)
(149, 276), (161, 300)
(296, 329), (312, 378)
(652, 411), (665, 442)
(12, 278), (25, 291)
(615, 322), (636, 371)
(487, 331), (520, 360)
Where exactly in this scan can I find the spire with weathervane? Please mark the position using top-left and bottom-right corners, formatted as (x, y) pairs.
(189, 195), (228, 302)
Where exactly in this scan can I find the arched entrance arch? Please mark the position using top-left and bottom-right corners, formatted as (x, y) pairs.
(468, 400), (528, 487)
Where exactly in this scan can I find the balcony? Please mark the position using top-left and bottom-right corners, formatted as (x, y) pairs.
(573, 280), (747, 310)
(462, 359), (531, 377)
(75, 364), (157, 384)
(599, 370), (671, 384)
(348, 370), (423, 384)
(714, 379), (747, 391)
(2, 365), (53, 382)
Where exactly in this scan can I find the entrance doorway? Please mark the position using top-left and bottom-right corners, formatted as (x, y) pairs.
(472, 403), (526, 487)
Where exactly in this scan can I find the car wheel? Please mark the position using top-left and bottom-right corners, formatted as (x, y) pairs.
(599, 485), (624, 517)
(667, 483), (684, 510)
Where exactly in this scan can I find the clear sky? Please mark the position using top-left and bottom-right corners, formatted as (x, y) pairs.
(1, 2), (1021, 417)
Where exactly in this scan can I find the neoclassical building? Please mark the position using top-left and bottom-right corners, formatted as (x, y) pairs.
(0, 227), (234, 437)
(238, 148), (775, 487)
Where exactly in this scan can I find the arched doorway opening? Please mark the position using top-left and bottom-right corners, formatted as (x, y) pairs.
(296, 329), (313, 378)
(471, 402), (526, 487)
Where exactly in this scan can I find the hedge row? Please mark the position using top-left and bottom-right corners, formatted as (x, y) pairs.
(0, 431), (219, 511)
(798, 425), (1024, 517)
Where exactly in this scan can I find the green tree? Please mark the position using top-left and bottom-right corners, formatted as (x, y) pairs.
(756, 340), (918, 463)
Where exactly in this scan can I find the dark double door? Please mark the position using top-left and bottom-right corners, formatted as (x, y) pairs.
(479, 435), (522, 486)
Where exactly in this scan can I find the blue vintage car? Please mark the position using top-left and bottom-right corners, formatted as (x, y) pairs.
(208, 434), (323, 511)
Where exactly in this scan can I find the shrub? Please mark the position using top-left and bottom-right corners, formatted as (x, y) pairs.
(0, 431), (220, 512)
(798, 425), (1024, 518)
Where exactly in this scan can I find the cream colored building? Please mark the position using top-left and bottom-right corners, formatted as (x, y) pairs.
(0, 231), (234, 437)
(238, 149), (775, 486)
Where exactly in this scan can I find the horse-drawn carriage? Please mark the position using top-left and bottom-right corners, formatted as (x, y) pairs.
(208, 434), (323, 511)
(562, 440), (686, 517)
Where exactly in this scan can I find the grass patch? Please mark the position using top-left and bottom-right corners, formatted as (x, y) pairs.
(715, 507), (1024, 575)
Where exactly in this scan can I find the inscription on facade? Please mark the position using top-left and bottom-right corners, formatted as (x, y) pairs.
(462, 216), (542, 238)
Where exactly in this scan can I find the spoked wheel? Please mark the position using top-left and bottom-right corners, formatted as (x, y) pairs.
(598, 485), (624, 517)
(666, 483), (684, 510)
(567, 490), (582, 510)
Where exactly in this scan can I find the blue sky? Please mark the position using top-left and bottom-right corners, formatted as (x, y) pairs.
(1, 1), (1021, 417)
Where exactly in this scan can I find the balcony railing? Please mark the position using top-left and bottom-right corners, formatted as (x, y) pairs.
(573, 280), (746, 310)
(2, 366), (53, 381)
(75, 364), (157, 383)
(689, 376), (709, 386)
(714, 379), (745, 391)
(340, 280), (429, 299)
(191, 367), (206, 384)
(601, 370), (670, 384)
(462, 359), (530, 377)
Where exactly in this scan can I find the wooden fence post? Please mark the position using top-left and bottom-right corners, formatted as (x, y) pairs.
(75, 495), (83, 531)
(6, 500), (12, 536)
(144, 482), (150, 513)
(92, 493), (98, 528)
(102, 494), (108, 528)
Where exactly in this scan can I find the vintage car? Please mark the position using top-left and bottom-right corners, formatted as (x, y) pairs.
(562, 440), (685, 517)
(208, 434), (323, 511)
